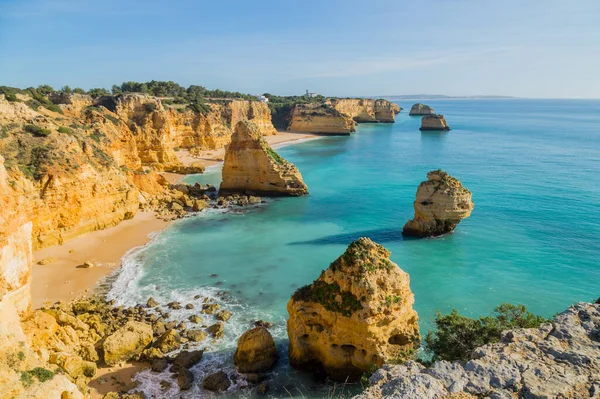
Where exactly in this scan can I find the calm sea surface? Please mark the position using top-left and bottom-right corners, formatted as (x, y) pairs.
(109, 99), (600, 398)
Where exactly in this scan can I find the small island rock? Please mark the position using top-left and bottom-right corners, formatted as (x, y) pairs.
(403, 170), (474, 237)
(419, 114), (450, 131)
(409, 103), (435, 116)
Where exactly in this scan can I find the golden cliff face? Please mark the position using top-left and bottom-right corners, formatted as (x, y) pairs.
(287, 99), (400, 134)
(403, 170), (473, 237)
(287, 238), (420, 382)
(220, 121), (308, 196)
(0, 156), (32, 316)
(331, 99), (400, 123)
(288, 103), (355, 134)
(0, 94), (278, 249)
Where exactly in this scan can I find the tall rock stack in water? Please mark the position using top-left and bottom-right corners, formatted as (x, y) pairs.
(220, 121), (308, 196)
(403, 170), (473, 237)
(420, 114), (450, 131)
(287, 238), (420, 382)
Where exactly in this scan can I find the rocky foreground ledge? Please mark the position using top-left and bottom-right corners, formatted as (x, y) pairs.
(355, 302), (600, 399)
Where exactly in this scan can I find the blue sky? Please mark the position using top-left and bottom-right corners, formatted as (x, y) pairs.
(1, 0), (599, 98)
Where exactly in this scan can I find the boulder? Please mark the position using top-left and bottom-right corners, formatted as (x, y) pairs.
(203, 371), (231, 392)
(287, 238), (420, 382)
(419, 114), (450, 131)
(172, 349), (204, 370)
(206, 322), (224, 339)
(219, 121), (308, 196)
(402, 170), (474, 237)
(215, 310), (232, 321)
(409, 103), (435, 116)
(103, 321), (153, 366)
(146, 297), (159, 308)
(177, 368), (194, 390)
(201, 303), (220, 314)
(234, 327), (279, 373)
(186, 329), (207, 342)
(153, 329), (181, 353)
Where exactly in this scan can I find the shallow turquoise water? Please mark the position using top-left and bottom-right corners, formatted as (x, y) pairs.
(110, 99), (600, 398)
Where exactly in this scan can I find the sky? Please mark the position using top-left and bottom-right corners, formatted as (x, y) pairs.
(0, 0), (599, 98)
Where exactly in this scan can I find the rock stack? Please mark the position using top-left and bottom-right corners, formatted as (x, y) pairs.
(287, 238), (420, 382)
(408, 103), (434, 116)
(419, 114), (451, 131)
(220, 121), (308, 196)
(403, 170), (473, 237)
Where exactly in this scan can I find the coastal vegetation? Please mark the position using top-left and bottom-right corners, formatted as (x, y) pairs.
(424, 303), (547, 362)
(263, 93), (327, 129)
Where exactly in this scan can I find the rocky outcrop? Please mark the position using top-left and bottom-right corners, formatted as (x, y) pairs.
(355, 302), (600, 399)
(287, 238), (420, 381)
(403, 170), (473, 237)
(48, 93), (93, 108)
(220, 121), (308, 196)
(234, 327), (278, 373)
(420, 114), (450, 131)
(103, 321), (153, 366)
(287, 99), (400, 134)
(409, 103), (434, 116)
(331, 99), (401, 123)
(288, 103), (355, 134)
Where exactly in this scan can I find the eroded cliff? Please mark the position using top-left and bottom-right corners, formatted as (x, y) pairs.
(287, 238), (420, 381)
(0, 93), (278, 249)
(220, 121), (308, 196)
(287, 99), (400, 134)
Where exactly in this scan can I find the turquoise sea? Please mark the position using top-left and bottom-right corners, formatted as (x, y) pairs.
(108, 99), (600, 398)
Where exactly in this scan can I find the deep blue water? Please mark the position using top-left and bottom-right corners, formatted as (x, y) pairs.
(109, 99), (600, 398)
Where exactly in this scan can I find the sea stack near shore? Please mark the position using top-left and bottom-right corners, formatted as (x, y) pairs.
(420, 114), (451, 131)
(287, 238), (420, 382)
(409, 103), (434, 116)
(220, 121), (308, 196)
(403, 170), (473, 237)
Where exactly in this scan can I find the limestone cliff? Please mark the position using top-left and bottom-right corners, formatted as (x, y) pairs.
(403, 170), (473, 237)
(331, 99), (400, 123)
(0, 156), (33, 316)
(0, 93), (278, 248)
(287, 103), (355, 134)
(409, 103), (434, 116)
(355, 302), (600, 399)
(287, 238), (420, 381)
(287, 99), (400, 134)
(220, 121), (308, 196)
(420, 114), (450, 131)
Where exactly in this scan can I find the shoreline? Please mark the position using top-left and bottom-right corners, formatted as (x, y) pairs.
(31, 130), (322, 309)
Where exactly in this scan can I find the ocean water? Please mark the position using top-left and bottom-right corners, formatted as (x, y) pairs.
(108, 99), (600, 398)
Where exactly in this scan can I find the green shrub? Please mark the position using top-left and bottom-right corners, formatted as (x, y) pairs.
(5, 93), (17, 102)
(24, 124), (51, 137)
(20, 367), (55, 386)
(57, 126), (72, 134)
(424, 303), (547, 362)
(45, 103), (63, 114)
(143, 102), (157, 113)
(30, 146), (51, 180)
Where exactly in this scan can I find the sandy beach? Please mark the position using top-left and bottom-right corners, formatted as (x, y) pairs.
(32, 130), (321, 308)
(32, 212), (169, 308)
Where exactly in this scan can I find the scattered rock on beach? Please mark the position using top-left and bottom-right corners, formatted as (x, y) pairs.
(215, 310), (232, 321)
(37, 256), (58, 265)
(202, 303), (220, 314)
(203, 371), (231, 392)
(234, 327), (279, 373)
(153, 329), (181, 353)
(188, 315), (202, 324)
(206, 322), (225, 338)
(103, 321), (153, 366)
(146, 297), (159, 308)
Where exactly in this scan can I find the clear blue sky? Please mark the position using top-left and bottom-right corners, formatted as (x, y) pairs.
(1, 0), (599, 98)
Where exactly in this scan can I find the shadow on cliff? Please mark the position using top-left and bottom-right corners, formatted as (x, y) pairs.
(288, 228), (417, 246)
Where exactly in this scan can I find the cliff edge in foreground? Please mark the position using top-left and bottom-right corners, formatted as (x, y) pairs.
(403, 170), (473, 237)
(220, 121), (308, 196)
(287, 238), (420, 382)
(356, 301), (600, 399)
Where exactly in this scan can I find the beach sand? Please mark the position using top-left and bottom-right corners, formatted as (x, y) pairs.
(32, 212), (168, 309)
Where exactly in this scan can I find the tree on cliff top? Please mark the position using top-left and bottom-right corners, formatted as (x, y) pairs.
(424, 303), (547, 362)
